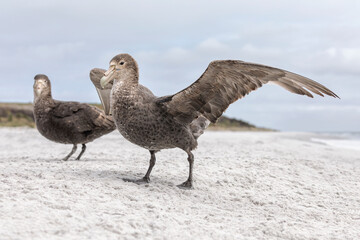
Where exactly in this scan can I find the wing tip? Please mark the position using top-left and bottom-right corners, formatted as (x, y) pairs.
(324, 90), (340, 99)
(333, 93), (340, 99)
(314, 91), (339, 99)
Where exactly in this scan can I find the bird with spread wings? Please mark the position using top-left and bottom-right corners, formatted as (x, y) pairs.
(91, 54), (338, 188)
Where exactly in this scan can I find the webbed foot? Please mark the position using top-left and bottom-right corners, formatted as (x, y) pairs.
(123, 177), (150, 185)
(177, 179), (193, 189)
(141, 176), (151, 183)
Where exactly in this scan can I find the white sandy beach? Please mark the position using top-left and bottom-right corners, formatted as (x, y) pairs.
(0, 128), (359, 240)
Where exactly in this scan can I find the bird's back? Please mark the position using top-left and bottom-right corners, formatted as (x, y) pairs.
(34, 99), (115, 144)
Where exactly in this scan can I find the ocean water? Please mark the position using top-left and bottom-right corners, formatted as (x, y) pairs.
(324, 132), (360, 140)
(312, 132), (360, 151)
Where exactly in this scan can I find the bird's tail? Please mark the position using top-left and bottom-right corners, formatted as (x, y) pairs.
(190, 116), (210, 139)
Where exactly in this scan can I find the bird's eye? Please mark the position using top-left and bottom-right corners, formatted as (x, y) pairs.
(120, 62), (124, 65)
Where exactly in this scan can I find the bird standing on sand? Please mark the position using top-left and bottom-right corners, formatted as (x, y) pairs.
(95, 53), (338, 188)
(33, 74), (116, 161)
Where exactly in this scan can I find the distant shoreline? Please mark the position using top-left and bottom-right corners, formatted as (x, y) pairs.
(0, 102), (272, 131)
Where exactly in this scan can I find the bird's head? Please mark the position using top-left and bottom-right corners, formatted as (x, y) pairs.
(100, 53), (139, 88)
(33, 74), (52, 98)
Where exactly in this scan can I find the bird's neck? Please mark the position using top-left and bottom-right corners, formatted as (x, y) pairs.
(34, 90), (53, 106)
(113, 69), (139, 91)
(110, 72), (140, 112)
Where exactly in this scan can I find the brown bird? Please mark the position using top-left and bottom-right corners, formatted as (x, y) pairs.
(33, 74), (116, 161)
(94, 54), (338, 188)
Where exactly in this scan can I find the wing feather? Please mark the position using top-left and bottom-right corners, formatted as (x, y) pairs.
(51, 101), (115, 133)
(160, 60), (338, 124)
(90, 68), (112, 115)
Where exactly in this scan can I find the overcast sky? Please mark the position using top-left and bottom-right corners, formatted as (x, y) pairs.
(0, 0), (359, 131)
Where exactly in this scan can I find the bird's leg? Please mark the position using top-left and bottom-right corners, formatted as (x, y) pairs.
(75, 144), (87, 160)
(142, 150), (156, 183)
(63, 144), (77, 161)
(179, 151), (194, 189)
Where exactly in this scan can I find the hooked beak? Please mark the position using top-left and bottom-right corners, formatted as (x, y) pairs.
(34, 79), (46, 89)
(100, 65), (116, 89)
(33, 79), (46, 95)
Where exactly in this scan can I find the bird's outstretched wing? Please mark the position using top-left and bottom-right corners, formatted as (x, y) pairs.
(90, 68), (112, 115)
(159, 60), (339, 124)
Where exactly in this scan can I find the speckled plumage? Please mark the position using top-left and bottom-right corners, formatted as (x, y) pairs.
(110, 80), (200, 151)
(33, 74), (116, 160)
(95, 53), (338, 188)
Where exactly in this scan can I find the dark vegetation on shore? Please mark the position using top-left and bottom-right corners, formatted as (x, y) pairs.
(0, 103), (272, 131)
